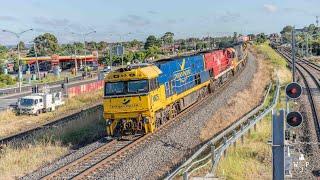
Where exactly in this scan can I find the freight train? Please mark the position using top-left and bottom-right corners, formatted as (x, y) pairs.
(103, 43), (248, 137)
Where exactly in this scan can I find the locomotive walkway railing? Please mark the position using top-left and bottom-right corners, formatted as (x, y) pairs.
(165, 80), (280, 180)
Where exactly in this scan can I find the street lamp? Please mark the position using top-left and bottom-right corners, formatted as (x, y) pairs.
(2, 28), (33, 92)
(71, 30), (96, 68)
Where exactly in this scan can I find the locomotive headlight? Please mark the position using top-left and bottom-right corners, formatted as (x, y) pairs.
(106, 119), (112, 126)
(143, 117), (149, 124)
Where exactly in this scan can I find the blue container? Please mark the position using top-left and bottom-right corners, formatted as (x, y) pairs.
(155, 54), (209, 97)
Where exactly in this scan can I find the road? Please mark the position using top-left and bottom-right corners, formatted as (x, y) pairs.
(0, 77), (100, 111)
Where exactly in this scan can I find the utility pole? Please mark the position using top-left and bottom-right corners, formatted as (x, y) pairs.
(291, 28), (296, 82)
(109, 45), (112, 68)
(74, 49), (78, 75)
(33, 42), (40, 80)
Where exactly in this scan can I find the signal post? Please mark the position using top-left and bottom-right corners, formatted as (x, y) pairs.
(272, 82), (303, 180)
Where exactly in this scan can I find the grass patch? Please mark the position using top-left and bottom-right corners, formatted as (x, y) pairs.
(0, 89), (103, 138)
(216, 115), (272, 180)
(252, 42), (292, 85)
(0, 141), (68, 179)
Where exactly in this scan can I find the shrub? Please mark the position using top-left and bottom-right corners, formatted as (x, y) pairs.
(0, 74), (16, 87)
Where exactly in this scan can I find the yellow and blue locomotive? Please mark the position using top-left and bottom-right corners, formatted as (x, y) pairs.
(103, 44), (247, 137)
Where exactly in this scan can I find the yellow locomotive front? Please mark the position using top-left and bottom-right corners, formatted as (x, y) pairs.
(103, 64), (164, 137)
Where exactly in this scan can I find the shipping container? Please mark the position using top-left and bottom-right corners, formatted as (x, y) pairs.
(204, 50), (231, 78)
(155, 54), (209, 96)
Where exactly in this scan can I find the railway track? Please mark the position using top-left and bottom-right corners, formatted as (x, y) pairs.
(38, 60), (248, 179)
(299, 58), (320, 72)
(42, 135), (141, 179)
(276, 48), (320, 142)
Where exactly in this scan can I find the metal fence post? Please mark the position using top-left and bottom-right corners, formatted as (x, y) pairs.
(223, 136), (227, 157)
(183, 171), (188, 180)
(233, 130), (237, 148)
(211, 144), (216, 174)
(272, 109), (285, 180)
(240, 125), (244, 144)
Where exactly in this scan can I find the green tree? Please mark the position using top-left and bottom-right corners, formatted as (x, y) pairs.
(33, 33), (60, 56)
(280, 25), (293, 34)
(0, 45), (8, 61)
(97, 41), (108, 51)
(86, 41), (97, 52)
(161, 32), (174, 44)
(280, 25), (293, 43)
(256, 33), (267, 44)
(17, 41), (26, 50)
(146, 45), (160, 59)
(233, 32), (238, 42)
(0, 45), (8, 73)
(27, 46), (36, 57)
(179, 40), (187, 51)
(133, 51), (146, 61)
(308, 24), (317, 33)
(124, 51), (134, 63)
(128, 39), (141, 49)
(144, 35), (160, 50)
(59, 44), (76, 55)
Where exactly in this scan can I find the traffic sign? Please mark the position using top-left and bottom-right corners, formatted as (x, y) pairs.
(113, 45), (125, 56)
(286, 111), (303, 127)
(285, 82), (302, 99)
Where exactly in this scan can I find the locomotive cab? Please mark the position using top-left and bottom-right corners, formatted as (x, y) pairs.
(103, 64), (164, 137)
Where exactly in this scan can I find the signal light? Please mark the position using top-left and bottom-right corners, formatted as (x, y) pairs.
(286, 111), (303, 127)
(285, 82), (302, 99)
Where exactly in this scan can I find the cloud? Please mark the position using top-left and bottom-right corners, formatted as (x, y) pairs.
(147, 10), (158, 15)
(283, 7), (316, 16)
(119, 15), (151, 27)
(33, 17), (88, 33)
(263, 4), (278, 13)
(218, 12), (241, 23)
(0, 16), (19, 22)
(33, 17), (70, 27)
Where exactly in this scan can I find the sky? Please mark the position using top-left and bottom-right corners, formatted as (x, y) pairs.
(0, 0), (319, 45)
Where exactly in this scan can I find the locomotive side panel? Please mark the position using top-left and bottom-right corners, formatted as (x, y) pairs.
(155, 55), (207, 97)
(204, 50), (231, 78)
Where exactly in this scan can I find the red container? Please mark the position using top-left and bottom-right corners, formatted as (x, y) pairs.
(204, 50), (231, 78)
(67, 80), (104, 98)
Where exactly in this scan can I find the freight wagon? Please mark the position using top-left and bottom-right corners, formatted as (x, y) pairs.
(103, 44), (248, 137)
